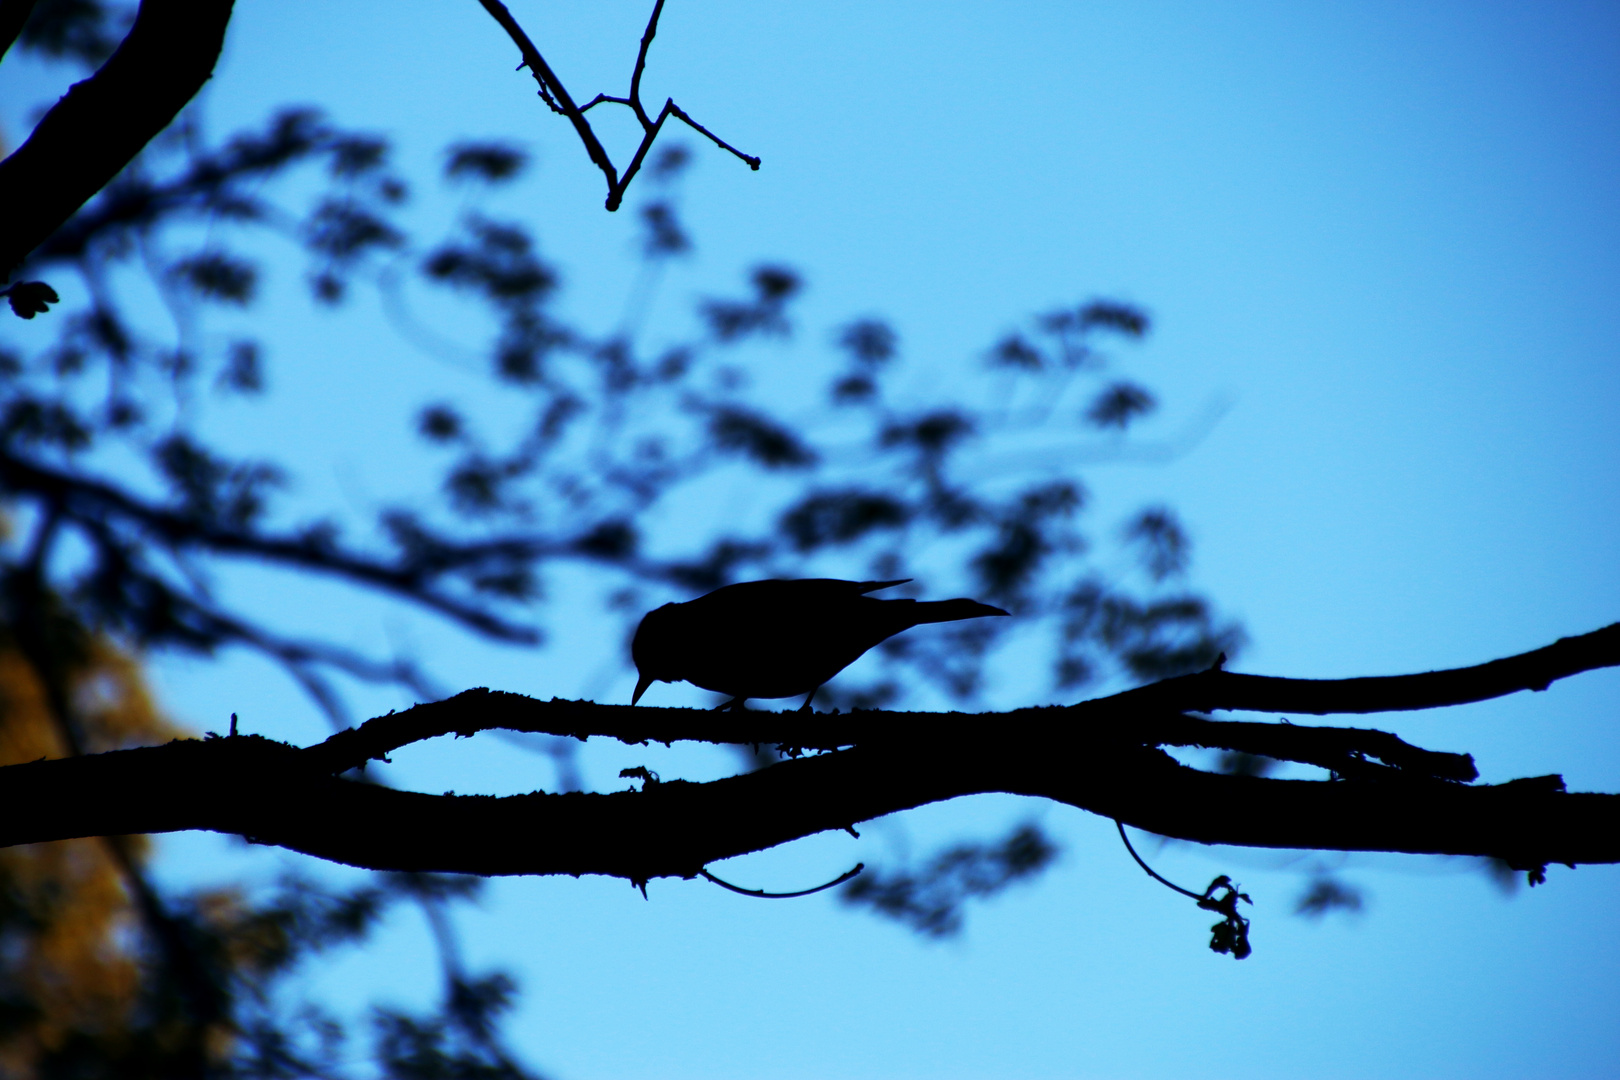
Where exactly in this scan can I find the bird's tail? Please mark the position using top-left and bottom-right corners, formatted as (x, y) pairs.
(904, 598), (1010, 624)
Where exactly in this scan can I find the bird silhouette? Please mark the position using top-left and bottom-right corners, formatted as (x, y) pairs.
(630, 578), (1009, 710)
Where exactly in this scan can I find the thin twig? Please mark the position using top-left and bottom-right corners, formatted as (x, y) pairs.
(610, 103), (675, 205)
(668, 101), (761, 169)
(579, 94), (632, 114)
(472, 0), (757, 211)
(1115, 820), (1202, 900)
(699, 862), (863, 899)
(1148, 713), (1477, 782)
(627, 0), (666, 127)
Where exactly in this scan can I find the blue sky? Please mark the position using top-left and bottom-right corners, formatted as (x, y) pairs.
(4, 1), (1619, 1076)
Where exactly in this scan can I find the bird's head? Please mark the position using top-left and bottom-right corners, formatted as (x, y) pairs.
(630, 602), (684, 705)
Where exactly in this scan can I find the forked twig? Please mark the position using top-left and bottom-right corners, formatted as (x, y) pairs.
(474, 0), (759, 211)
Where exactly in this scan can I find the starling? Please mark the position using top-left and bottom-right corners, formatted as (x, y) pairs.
(630, 578), (1009, 710)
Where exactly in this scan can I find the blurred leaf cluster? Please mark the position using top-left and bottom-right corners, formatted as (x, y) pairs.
(840, 823), (1059, 938)
(0, 630), (533, 1077)
(2, 92), (1240, 718)
(0, 4), (1245, 1073)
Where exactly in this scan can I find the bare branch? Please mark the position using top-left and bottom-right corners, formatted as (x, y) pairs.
(471, 0), (757, 211)
(608, 102), (675, 203)
(1, 724), (1613, 882)
(1147, 713), (1478, 783)
(626, 0), (666, 127)
(297, 688), (1481, 784)
(0, 0), (236, 277)
(666, 100), (761, 170)
(303, 688), (876, 775)
(473, 0), (619, 195)
(1111, 622), (1620, 715)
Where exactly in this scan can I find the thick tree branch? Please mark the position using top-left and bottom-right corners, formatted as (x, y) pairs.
(0, 0), (235, 278)
(0, 727), (1612, 884)
(301, 688), (1482, 782)
(3, 624), (1617, 883)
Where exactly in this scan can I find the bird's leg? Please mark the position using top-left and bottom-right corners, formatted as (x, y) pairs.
(798, 686), (820, 713)
(713, 696), (746, 711)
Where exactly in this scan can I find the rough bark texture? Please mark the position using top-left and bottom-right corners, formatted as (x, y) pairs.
(4, 619), (1617, 885)
(0, 0), (235, 277)
(0, 724), (1614, 884)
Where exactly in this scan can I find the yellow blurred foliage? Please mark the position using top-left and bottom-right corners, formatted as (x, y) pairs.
(0, 640), (187, 1074)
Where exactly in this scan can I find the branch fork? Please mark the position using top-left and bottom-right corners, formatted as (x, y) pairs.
(476, 0), (759, 211)
(1, 623), (1616, 883)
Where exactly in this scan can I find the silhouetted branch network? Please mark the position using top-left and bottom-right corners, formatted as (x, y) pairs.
(475, 0), (759, 211)
(0, 0), (750, 283)
(3, 99), (1237, 735)
(4, 623), (1616, 891)
(0, 1), (1348, 1066)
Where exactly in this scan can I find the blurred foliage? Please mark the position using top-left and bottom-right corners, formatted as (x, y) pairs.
(14, 0), (133, 67)
(840, 824), (1058, 938)
(1, 95), (1242, 722)
(0, 5), (1252, 1073)
(1294, 875), (1365, 919)
(0, 637), (173, 1074)
(0, 627), (531, 1077)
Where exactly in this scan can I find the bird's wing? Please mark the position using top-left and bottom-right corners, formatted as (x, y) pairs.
(702, 578), (910, 599)
(854, 578), (911, 594)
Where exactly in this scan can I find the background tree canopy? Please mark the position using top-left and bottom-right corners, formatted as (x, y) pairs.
(1, 1), (1617, 1078)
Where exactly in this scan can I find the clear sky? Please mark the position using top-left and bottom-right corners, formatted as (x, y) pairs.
(4, 1), (1619, 1077)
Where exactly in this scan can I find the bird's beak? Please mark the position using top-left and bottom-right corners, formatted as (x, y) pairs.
(632, 671), (655, 706)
